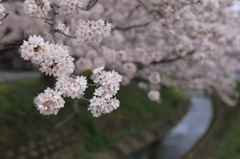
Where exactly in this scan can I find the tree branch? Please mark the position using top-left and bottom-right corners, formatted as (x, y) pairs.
(136, 0), (158, 21)
(77, 0), (98, 11)
(153, 50), (195, 64)
(55, 111), (76, 128)
(79, 98), (90, 102)
(0, 13), (8, 21)
(112, 22), (150, 31)
(54, 29), (76, 38)
(50, 4), (57, 44)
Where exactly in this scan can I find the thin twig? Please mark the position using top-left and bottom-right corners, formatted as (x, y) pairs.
(87, 83), (100, 87)
(0, 41), (23, 48)
(112, 22), (150, 31)
(44, 17), (53, 21)
(55, 99), (82, 128)
(70, 74), (77, 79)
(79, 98), (90, 102)
(0, 13), (9, 21)
(180, 0), (201, 5)
(53, 3), (60, 8)
(77, 0), (98, 11)
(55, 111), (76, 129)
(136, 0), (158, 21)
(50, 4), (57, 44)
(152, 50), (195, 64)
(73, 99), (80, 113)
(55, 29), (76, 38)
(45, 21), (52, 26)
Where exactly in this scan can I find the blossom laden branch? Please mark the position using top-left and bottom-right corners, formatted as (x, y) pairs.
(19, 35), (122, 117)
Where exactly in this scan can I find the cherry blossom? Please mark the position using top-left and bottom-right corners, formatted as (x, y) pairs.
(20, 36), (75, 77)
(87, 67), (122, 117)
(23, 0), (51, 18)
(0, 0), (6, 25)
(75, 19), (112, 45)
(148, 72), (161, 85)
(34, 88), (65, 115)
(59, 0), (83, 16)
(56, 21), (70, 35)
(88, 96), (120, 117)
(148, 90), (160, 102)
(55, 76), (88, 99)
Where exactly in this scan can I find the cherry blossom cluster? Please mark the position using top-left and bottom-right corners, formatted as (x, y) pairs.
(76, 19), (112, 45)
(59, 0), (83, 16)
(23, 0), (51, 18)
(148, 72), (161, 85)
(20, 35), (121, 116)
(122, 63), (137, 74)
(88, 96), (120, 117)
(20, 35), (74, 77)
(92, 66), (122, 98)
(148, 90), (160, 102)
(88, 67), (122, 117)
(0, 0), (6, 25)
(56, 21), (70, 35)
(55, 76), (88, 99)
(34, 88), (65, 115)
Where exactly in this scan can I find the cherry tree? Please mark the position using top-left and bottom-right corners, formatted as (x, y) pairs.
(0, 0), (240, 119)
(0, 0), (122, 117)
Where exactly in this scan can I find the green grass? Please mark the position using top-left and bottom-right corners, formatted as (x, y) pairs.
(0, 78), (186, 156)
(209, 107), (240, 159)
(185, 83), (240, 159)
(115, 84), (183, 118)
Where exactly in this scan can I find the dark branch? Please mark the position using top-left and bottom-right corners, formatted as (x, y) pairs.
(54, 29), (76, 38)
(136, 0), (158, 21)
(112, 22), (150, 31)
(77, 0), (98, 11)
(79, 98), (90, 102)
(44, 17), (53, 21)
(153, 50), (195, 64)
(87, 83), (100, 87)
(0, 41), (22, 48)
(50, 4), (57, 43)
(0, 13), (9, 21)
(45, 21), (52, 26)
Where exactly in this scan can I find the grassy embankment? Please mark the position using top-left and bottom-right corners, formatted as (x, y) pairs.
(0, 77), (186, 158)
(184, 83), (240, 159)
(207, 89), (240, 159)
(211, 111), (240, 159)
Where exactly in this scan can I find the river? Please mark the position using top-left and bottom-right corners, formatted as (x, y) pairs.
(128, 91), (213, 159)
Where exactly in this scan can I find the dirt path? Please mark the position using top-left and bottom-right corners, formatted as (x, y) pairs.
(0, 71), (40, 82)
